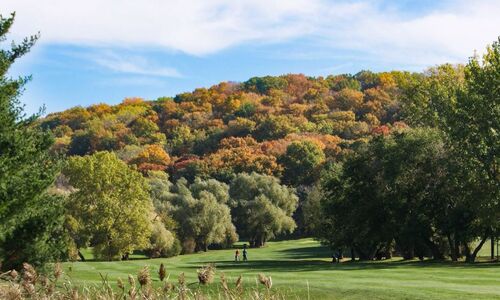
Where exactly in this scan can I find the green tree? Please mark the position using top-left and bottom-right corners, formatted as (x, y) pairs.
(254, 115), (298, 141)
(168, 178), (237, 252)
(243, 76), (288, 94)
(0, 13), (67, 270)
(230, 172), (298, 247)
(319, 128), (452, 260)
(401, 39), (500, 262)
(64, 152), (152, 261)
(146, 221), (180, 258)
(449, 41), (500, 262)
(302, 184), (325, 235)
(280, 140), (325, 185)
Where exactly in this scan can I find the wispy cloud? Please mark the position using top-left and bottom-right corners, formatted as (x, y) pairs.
(3, 0), (500, 67)
(91, 51), (181, 78)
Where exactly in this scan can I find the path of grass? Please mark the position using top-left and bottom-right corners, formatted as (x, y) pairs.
(64, 239), (500, 299)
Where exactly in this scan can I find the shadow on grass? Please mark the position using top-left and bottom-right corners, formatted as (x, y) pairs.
(185, 258), (500, 273)
(278, 245), (332, 259)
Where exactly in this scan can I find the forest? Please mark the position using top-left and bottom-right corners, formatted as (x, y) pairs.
(0, 12), (498, 276)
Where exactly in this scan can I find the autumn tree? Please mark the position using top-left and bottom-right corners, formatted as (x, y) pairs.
(230, 172), (298, 247)
(201, 137), (281, 182)
(64, 152), (152, 261)
(330, 88), (364, 112)
(130, 144), (171, 172)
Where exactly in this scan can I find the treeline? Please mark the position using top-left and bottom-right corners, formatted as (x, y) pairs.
(62, 153), (297, 261)
(308, 53), (499, 263)
(0, 13), (498, 271)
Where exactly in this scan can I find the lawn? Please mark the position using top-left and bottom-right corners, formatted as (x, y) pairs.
(64, 239), (500, 299)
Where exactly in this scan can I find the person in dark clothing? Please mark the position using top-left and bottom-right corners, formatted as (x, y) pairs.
(243, 244), (248, 261)
(336, 248), (343, 262)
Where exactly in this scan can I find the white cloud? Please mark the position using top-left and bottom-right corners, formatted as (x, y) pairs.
(90, 51), (181, 77)
(2, 0), (500, 66)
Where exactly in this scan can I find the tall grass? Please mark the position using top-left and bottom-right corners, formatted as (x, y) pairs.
(0, 262), (290, 299)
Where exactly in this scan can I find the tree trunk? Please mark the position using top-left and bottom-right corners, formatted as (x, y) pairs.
(424, 238), (444, 260)
(465, 233), (489, 263)
(447, 234), (458, 261)
(78, 250), (86, 262)
(402, 246), (415, 260)
(350, 248), (356, 261)
(356, 247), (374, 261)
(254, 237), (264, 248)
(491, 236), (495, 260)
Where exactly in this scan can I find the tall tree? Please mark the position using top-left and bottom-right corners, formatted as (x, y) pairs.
(401, 38), (500, 262)
(0, 13), (67, 270)
(230, 172), (298, 247)
(64, 152), (152, 261)
(167, 178), (237, 252)
(450, 41), (500, 261)
(319, 128), (452, 260)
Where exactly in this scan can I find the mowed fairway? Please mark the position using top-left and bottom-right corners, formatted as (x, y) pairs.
(63, 239), (500, 299)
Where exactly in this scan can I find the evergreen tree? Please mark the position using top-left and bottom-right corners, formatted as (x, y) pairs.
(0, 13), (66, 270)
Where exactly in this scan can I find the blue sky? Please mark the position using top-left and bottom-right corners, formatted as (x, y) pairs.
(3, 0), (500, 115)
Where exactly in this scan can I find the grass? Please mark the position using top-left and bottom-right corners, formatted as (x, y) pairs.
(64, 238), (500, 299)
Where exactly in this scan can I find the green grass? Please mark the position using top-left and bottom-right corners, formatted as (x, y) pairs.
(64, 239), (500, 299)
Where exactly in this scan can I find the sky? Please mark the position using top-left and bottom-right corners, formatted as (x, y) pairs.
(2, 0), (500, 115)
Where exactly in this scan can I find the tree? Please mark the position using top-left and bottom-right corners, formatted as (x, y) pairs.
(243, 76), (288, 94)
(230, 172), (298, 247)
(167, 178), (237, 252)
(319, 128), (452, 260)
(146, 221), (179, 258)
(0, 13), (67, 270)
(145, 171), (181, 258)
(448, 41), (500, 262)
(254, 115), (298, 141)
(64, 152), (152, 261)
(400, 39), (500, 262)
(200, 137), (281, 182)
(302, 184), (325, 235)
(330, 88), (364, 111)
(280, 140), (325, 185)
(130, 144), (171, 173)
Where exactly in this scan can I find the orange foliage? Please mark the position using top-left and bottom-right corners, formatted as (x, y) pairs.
(122, 97), (145, 105)
(372, 125), (391, 135)
(130, 144), (171, 172)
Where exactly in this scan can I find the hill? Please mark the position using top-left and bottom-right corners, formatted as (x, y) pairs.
(40, 72), (411, 184)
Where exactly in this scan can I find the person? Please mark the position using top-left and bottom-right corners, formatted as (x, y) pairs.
(336, 248), (343, 263)
(242, 244), (248, 261)
(235, 249), (240, 262)
(331, 252), (337, 263)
